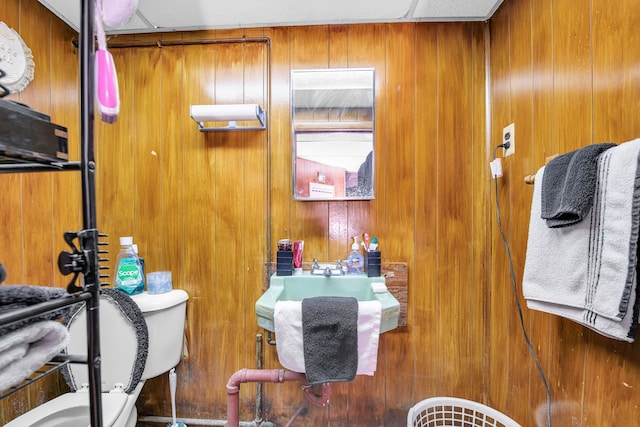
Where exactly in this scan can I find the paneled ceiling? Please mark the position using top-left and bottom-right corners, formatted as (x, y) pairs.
(38, 0), (505, 35)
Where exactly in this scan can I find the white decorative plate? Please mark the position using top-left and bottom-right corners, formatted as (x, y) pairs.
(0, 21), (35, 94)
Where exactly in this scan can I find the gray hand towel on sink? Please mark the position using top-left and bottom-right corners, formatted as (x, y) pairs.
(541, 143), (616, 228)
(302, 296), (358, 385)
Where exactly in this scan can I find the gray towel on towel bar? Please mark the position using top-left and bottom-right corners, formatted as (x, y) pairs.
(302, 296), (358, 385)
(541, 143), (616, 228)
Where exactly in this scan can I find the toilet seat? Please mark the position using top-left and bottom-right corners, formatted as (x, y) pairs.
(4, 391), (128, 427)
(62, 288), (148, 393)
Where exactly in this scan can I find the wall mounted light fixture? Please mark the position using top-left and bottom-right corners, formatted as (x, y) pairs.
(190, 104), (266, 131)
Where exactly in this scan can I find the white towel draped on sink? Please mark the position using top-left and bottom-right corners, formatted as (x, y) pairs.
(274, 299), (382, 376)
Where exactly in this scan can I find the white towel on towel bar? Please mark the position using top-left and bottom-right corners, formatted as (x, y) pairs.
(274, 299), (382, 375)
(527, 283), (638, 342)
(523, 138), (640, 341)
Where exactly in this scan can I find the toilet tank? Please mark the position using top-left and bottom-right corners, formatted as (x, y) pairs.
(130, 289), (189, 380)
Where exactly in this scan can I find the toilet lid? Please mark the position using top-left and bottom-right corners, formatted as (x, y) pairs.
(62, 288), (148, 393)
(4, 391), (128, 426)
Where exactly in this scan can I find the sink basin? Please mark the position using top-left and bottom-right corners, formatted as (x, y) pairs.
(256, 272), (400, 333)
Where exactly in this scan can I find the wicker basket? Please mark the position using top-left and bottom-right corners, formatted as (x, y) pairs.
(407, 397), (521, 427)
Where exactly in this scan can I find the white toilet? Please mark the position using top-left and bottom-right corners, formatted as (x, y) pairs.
(6, 288), (189, 427)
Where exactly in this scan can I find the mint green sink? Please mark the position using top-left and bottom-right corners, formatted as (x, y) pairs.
(256, 272), (400, 333)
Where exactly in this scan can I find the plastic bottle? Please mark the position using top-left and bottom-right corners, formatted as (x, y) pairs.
(131, 243), (145, 282)
(347, 236), (364, 274)
(113, 236), (144, 295)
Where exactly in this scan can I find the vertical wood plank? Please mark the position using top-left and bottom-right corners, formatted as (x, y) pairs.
(382, 23), (417, 425)
(0, 0), (25, 291)
(435, 22), (475, 400)
(97, 47), (136, 252)
(592, 0), (640, 143)
(266, 26), (293, 256)
(131, 47), (163, 269)
(413, 22), (439, 405)
(158, 45), (186, 310)
(51, 23), (81, 290)
(135, 44), (188, 418)
(469, 21), (489, 407)
(345, 23), (388, 427)
(488, 4), (512, 414)
(528, 0), (555, 424)
(180, 42), (220, 417)
(19, 0), (54, 287)
(503, 0), (535, 422)
(212, 42), (247, 418)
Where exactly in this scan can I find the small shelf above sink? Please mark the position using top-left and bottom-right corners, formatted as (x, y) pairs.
(255, 272), (400, 333)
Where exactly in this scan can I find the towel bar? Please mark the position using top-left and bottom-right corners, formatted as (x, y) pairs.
(524, 173), (536, 184)
(524, 154), (559, 184)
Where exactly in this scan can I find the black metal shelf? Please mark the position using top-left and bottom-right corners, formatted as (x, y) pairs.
(0, 161), (81, 174)
(0, 353), (88, 400)
(0, 0), (103, 425)
(0, 292), (91, 327)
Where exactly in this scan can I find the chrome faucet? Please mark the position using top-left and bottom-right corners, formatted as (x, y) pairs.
(311, 258), (345, 276)
(323, 266), (332, 277)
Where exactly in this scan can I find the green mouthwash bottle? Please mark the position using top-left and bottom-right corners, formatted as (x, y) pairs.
(114, 236), (144, 295)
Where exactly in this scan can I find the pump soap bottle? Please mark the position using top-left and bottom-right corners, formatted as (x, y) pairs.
(347, 236), (364, 274)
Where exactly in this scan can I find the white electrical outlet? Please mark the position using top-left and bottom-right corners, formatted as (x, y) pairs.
(503, 123), (515, 157)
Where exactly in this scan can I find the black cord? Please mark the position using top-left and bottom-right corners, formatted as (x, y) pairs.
(493, 145), (552, 427)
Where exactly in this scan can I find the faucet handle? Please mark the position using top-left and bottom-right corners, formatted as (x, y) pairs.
(313, 258), (320, 269)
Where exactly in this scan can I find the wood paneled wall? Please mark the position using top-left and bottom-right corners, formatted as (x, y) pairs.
(0, 0), (81, 422)
(0, 14), (487, 425)
(104, 22), (486, 427)
(4, 0), (640, 425)
(489, 0), (640, 425)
